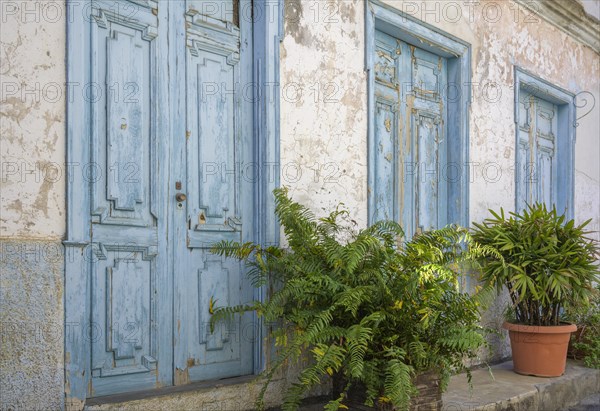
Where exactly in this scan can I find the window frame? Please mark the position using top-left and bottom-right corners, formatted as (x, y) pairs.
(365, 0), (472, 231)
(513, 67), (576, 219)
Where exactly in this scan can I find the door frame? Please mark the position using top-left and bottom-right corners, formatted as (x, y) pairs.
(365, 0), (471, 230)
(64, 0), (282, 407)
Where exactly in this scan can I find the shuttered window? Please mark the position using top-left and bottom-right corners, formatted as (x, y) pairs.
(514, 69), (575, 217)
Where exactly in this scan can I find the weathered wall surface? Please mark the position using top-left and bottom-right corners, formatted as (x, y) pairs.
(280, 0), (599, 362)
(1, 1), (67, 409)
(280, 0), (599, 232)
(1, 0), (67, 238)
(0, 240), (65, 410)
(280, 0), (369, 227)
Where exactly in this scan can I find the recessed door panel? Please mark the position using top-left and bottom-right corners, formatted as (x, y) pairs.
(88, 0), (168, 396)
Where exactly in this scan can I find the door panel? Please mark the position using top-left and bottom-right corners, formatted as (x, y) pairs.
(172, 0), (254, 385)
(85, 0), (254, 397)
(88, 0), (170, 396)
(372, 31), (400, 223)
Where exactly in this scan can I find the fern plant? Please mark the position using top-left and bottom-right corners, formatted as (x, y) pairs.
(210, 187), (496, 410)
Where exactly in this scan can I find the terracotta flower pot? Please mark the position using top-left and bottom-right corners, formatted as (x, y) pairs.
(503, 321), (577, 377)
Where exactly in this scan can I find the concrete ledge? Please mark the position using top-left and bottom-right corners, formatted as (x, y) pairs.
(442, 360), (600, 411)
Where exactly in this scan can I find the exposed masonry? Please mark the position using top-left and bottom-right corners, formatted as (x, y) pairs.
(0, 240), (64, 410)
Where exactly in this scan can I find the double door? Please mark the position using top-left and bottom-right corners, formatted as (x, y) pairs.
(85, 0), (254, 396)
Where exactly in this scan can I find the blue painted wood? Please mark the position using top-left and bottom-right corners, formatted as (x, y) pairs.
(371, 30), (399, 224)
(514, 67), (575, 218)
(65, 0), (93, 407)
(252, 0), (283, 375)
(372, 30), (448, 238)
(66, 0), (283, 403)
(84, 0), (170, 397)
(172, 0), (254, 383)
(366, 0), (470, 238)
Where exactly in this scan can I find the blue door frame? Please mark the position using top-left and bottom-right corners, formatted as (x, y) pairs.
(64, 0), (281, 406)
(365, 0), (471, 233)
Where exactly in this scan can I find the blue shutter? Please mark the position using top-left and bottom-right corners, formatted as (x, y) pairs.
(371, 30), (448, 238)
(516, 91), (558, 211)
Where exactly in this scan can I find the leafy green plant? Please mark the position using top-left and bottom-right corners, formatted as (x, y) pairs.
(210, 187), (495, 410)
(471, 203), (599, 326)
(565, 284), (600, 368)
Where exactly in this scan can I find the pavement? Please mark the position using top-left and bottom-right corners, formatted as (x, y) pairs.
(441, 360), (599, 411)
(298, 360), (599, 411)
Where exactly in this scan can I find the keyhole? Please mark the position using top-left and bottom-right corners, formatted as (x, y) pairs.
(177, 202), (183, 209)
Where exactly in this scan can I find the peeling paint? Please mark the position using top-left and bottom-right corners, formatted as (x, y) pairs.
(1, 1), (66, 238)
(174, 367), (190, 386)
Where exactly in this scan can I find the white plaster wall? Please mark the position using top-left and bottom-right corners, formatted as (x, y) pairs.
(280, 0), (600, 237)
(1, 0), (67, 239)
(280, 0), (369, 227)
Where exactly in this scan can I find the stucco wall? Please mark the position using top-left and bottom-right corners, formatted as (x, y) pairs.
(1, 1), (67, 410)
(280, 0), (599, 233)
(1, 0), (67, 238)
(0, 239), (64, 410)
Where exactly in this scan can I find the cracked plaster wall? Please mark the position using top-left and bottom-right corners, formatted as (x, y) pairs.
(280, 0), (599, 236)
(1, 0), (66, 238)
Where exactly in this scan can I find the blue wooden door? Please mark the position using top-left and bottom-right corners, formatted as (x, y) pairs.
(171, 0), (254, 384)
(86, 0), (254, 396)
(372, 31), (448, 238)
(87, 0), (171, 396)
(516, 91), (558, 211)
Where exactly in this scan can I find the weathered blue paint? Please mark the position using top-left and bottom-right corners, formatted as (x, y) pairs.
(171, 0), (253, 385)
(366, 0), (471, 236)
(65, 0), (281, 405)
(251, 0), (283, 374)
(514, 67), (575, 218)
(372, 30), (448, 238)
(65, 0), (93, 407)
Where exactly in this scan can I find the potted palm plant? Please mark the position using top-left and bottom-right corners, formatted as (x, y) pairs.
(472, 203), (599, 377)
(210, 187), (494, 410)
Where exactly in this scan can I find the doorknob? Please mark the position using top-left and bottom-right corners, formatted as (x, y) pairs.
(175, 193), (187, 202)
